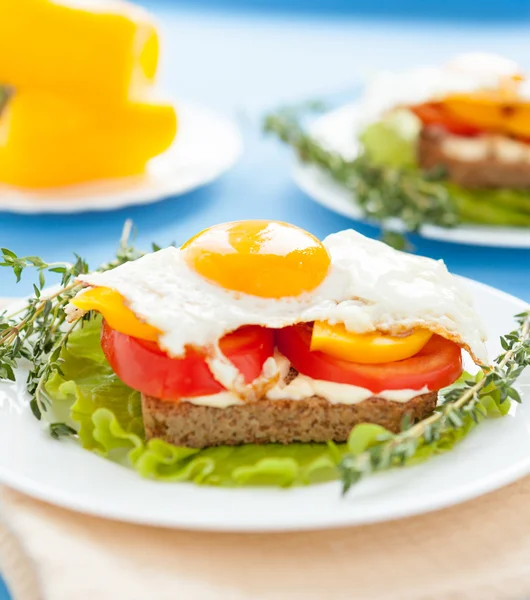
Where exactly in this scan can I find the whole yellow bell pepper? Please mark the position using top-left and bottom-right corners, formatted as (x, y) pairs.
(0, 0), (177, 189)
(0, 0), (160, 103)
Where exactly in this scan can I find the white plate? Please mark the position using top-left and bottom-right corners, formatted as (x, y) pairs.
(0, 101), (242, 214)
(0, 279), (528, 532)
(293, 103), (530, 248)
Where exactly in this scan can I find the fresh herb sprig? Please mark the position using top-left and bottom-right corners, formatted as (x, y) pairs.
(263, 105), (459, 248)
(0, 220), (142, 421)
(339, 310), (530, 493)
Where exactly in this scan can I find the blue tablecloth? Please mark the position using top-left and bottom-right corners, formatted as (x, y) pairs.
(0, 3), (530, 598)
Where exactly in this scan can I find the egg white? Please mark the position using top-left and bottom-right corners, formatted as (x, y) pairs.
(75, 229), (488, 364)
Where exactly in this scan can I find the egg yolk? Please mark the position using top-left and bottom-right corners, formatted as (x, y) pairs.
(71, 287), (159, 341)
(310, 321), (433, 364)
(182, 220), (331, 298)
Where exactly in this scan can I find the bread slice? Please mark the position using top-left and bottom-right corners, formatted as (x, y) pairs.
(141, 386), (437, 449)
(417, 126), (530, 189)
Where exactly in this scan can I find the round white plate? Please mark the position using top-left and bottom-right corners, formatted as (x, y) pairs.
(0, 279), (528, 532)
(0, 101), (242, 214)
(293, 103), (530, 248)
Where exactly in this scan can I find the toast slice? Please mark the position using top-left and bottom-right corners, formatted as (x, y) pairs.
(418, 126), (530, 189)
(142, 387), (437, 449)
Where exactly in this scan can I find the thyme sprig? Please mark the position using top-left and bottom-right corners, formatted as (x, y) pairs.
(0, 220), (142, 421)
(339, 310), (530, 493)
(263, 105), (459, 247)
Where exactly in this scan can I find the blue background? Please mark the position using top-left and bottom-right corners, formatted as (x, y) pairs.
(1, 2), (530, 301)
(1, 1), (530, 596)
(1, 1), (530, 301)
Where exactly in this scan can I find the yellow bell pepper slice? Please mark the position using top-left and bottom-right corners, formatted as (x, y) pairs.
(442, 84), (530, 138)
(310, 321), (433, 364)
(71, 287), (160, 341)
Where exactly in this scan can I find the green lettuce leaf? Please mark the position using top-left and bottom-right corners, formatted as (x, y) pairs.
(359, 109), (420, 169)
(44, 317), (345, 486)
(345, 370), (511, 468)
(359, 114), (530, 227)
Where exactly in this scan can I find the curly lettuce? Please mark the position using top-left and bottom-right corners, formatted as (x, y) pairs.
(44, 317), (344, 486)
(359, 112), (530, 227)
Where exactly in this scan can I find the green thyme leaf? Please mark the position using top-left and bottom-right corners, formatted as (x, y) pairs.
(49, 422), (77, 440)
(263, 104), (459, 243)
(0, 220), (146, 416)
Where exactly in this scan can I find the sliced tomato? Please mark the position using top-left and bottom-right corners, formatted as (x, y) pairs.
(410, 103), (483, 137)
(101, 321), (274, 400)
(276, 324), (462, 393)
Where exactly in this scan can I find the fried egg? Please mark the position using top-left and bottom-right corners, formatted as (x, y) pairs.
(358, 52), (522, 125)
(70, 221), (488, 365)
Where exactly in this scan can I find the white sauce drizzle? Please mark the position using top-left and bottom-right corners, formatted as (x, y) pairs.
(181, 352), (430, 408)
(442, 134), (530, 164)
(183, 391), (243, 409)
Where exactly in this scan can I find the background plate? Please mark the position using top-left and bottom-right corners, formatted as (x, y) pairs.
(0, 101), (242, 214)
(0, 279), (528, 532)
(293, 103), (530, 248)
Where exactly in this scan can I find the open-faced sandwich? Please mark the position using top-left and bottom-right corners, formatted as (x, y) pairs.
(66, 220), (486, 449)
(356, 52), (530, 225)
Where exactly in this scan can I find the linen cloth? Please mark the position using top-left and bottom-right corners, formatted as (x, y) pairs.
(2, 480), (530, 600)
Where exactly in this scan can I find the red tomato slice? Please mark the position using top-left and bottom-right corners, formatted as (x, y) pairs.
(101, 321), (275, 400)
(410, 103), (483, 137)
(276, 324), (462, 393)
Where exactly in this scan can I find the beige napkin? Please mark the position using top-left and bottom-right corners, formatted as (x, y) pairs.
(2, 298), (530, 600)
(3, 479), (530, 600)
